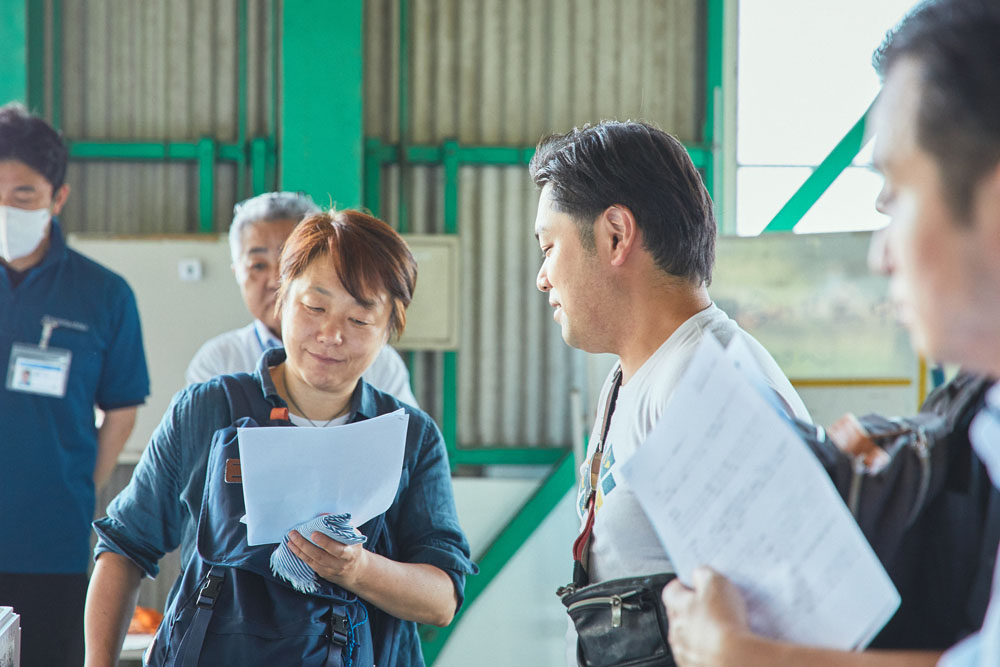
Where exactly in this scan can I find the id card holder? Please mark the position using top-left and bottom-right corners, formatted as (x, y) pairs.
(6, 342), (72, 398)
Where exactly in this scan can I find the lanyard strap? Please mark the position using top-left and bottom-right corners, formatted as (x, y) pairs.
(572, 366), (623, 581)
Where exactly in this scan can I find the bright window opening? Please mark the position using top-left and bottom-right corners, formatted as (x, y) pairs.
(736, 0), (917, 235)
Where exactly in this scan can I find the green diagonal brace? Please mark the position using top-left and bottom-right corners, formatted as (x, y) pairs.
(762, 97), (877, 233)
(420, 449), (576, 664)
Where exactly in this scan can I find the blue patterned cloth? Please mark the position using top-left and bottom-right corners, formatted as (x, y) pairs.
(270, 513), (367, 593)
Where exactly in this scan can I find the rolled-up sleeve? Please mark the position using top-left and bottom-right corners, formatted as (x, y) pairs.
(393, 416), (478, 610)
(93, 383), (226, 578)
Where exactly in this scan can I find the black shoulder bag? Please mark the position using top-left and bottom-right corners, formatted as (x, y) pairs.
(557, 367), (678, 667)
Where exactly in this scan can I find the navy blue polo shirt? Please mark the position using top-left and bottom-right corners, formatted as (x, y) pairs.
(0, 220), (149, 573)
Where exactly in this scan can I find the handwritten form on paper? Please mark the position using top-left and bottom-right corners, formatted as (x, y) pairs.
(238, 409), (409, 546)
(619, 337), (900, 650)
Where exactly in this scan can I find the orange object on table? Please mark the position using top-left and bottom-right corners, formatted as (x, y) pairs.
(128, 606), (163, 635)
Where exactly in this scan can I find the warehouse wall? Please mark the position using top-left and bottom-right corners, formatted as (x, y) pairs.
(42, 0), (275, 235)
(363, 0), (708, 446)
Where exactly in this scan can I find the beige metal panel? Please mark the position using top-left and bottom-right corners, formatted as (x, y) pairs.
(365, 0), (704, 144)
(397, 235), (461, 349)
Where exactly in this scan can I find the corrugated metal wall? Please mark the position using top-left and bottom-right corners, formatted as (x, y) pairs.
(365, 0), (706, 448)
(365, 0), (704, 144)
(50, 0), (274, 234)
(40, 0), (705, 449)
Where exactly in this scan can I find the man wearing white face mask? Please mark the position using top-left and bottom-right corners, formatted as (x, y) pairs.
(0, 103), (150, 667)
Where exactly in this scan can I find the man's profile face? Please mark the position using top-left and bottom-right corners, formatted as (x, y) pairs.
(534, 185), (607, 352)
(873, 58), (1000, 370)
(233, 217), (299, 337)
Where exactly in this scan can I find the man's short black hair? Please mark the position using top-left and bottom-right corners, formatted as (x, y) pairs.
(874, 0), (1000, 220)
(0, 103), (68, 191)
(529, 120), (716, 286)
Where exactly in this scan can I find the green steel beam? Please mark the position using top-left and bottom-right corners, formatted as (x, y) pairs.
(66, 140), (255, 162)
(197, 137), (216, 233)
(68, 141), (201, 160)
(251, 137), (269, 195)
(442, 351), (459, 467)
(441, 140), (460, 466)
(442, 141), (459, 234)
(367, 142), (709, 169)
(280, 1), (363, 208)
(703, 0), (725, 201)
(762, 99), (876, 233)
(421, 449), (576, 663)
(448, 447), (567, 466)
(25, 0), (44, 114)
(1, 0), (27, 105)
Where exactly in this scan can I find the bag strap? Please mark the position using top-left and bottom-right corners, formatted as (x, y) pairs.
(572, 366), (623, 586)
(217, 373), (290, 426)
(175, 565), (226, 667)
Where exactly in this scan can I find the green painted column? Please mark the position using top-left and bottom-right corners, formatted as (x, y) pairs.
(0, 0), (28, 105)
(280, 1), (364, 209)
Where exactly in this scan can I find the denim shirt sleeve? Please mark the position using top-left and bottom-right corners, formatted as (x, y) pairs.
(389, 411), (478, 610)
(93, 382), (228, 578)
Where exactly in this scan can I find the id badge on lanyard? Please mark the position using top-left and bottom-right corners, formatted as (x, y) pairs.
(5, 316), (83, 398)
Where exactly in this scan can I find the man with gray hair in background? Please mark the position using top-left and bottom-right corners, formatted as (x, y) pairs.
(185, 191), (417, 406)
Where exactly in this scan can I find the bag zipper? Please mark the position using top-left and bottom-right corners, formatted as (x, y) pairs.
(566, 589), (643, 628)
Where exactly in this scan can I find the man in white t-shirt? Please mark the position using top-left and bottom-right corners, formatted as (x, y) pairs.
(528, 120), (810, 664)
(185, 191), (417, 406)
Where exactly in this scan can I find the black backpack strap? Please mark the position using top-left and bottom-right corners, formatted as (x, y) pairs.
(175, 565), (226, 667)
(217, 373), (286, 425)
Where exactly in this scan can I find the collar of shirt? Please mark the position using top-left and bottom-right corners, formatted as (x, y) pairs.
(252, 318), (282, 353)
(253, 347), (379, 422)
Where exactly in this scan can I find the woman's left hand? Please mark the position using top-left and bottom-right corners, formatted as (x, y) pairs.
(286, 530), (369, 589)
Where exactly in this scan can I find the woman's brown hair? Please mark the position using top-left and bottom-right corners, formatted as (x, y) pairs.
(275, 209), (417, 339)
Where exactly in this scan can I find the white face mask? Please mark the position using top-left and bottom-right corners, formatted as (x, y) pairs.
(0, 205), (52, 263)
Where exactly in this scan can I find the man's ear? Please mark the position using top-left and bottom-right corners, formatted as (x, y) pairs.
(50, 183), (70, 216)
(597, 204), (639, 267)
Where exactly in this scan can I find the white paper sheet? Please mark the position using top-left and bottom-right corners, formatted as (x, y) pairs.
(238, 409), (409, 545)
(619, 336), (900, 650)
